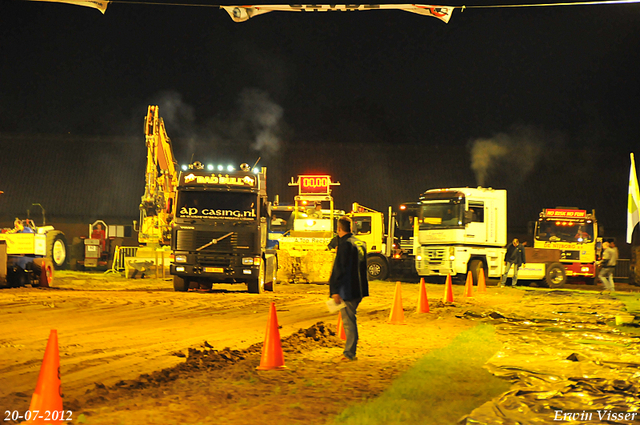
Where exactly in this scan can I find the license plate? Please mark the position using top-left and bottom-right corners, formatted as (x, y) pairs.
(204, 267), (224, 273)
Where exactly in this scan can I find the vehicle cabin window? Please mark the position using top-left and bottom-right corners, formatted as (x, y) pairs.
(354, 217), (372, 235)
(468, 202), (484, 223)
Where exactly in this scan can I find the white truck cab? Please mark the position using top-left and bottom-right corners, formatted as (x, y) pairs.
(414, 187), (507, 284)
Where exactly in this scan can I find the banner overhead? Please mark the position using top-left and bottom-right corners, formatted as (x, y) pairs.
(220, 4), (454, 23)
(26, 0), (109, 13)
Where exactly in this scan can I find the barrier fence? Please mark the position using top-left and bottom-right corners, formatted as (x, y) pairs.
(108, 246), (139, 273)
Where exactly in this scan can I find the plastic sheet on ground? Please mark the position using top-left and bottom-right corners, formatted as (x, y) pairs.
(458, 290), (640, 424)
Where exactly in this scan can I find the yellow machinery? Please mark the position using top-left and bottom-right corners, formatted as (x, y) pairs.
(127, 106), (177, 277)
(137, 105), (178, 246)
(276, 175), (341, 283)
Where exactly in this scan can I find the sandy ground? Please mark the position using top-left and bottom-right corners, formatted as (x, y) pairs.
(1, 272), (637, 424)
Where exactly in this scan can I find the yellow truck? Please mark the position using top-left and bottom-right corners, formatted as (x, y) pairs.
(348, 202), (419, 281)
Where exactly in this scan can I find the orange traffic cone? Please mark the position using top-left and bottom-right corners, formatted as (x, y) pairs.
(256, 303), (287, 370)
(464, 271), (474, 297)
(477, 269), (487, 294)
(417, 278), (430, 313)
(389, 281), (405, 324)
(336, 313), (346, 340)
(27, 330), (63, 423)
(443, 274), (454, 303)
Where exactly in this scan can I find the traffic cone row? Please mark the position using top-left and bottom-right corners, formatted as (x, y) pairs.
(477, 269), (487, 293)
(336, 313), (346, 340)
(27, 330), (63, 424)
(464, 271), (474, 297)
(443, 274), (454, 303)
(388, 281), (406, 324)
(256, 302), (288, 370)
(417, 278), (430, 313)
(25, 272), (490, 413)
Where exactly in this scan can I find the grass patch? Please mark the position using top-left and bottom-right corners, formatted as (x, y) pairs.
(615, 292), (640, 313)
(331, 324), (509, 425)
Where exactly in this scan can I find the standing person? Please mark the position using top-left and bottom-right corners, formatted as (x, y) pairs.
(329, 216), (369, 361)
(499, 238), (526, 287)
(598, 241), (618, 293)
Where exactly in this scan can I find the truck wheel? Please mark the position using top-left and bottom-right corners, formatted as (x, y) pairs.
(367, 257), (389, 281)
(247, 263), (265, 294)
(47, 231), (68, 270)
(545, 263), (567, 288)
(173, 275), (190, 292)
(468, 259), (485, 285)
(264, 257), (275, 292)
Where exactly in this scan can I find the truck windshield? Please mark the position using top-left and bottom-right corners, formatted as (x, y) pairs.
(535, 220), (595, 243)
(419, 201), (464, 230)
(176, 191), (257, 220)
(397, 203), (419, 231)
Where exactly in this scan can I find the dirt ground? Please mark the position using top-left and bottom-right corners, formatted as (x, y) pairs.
(1, 273), (638, 424)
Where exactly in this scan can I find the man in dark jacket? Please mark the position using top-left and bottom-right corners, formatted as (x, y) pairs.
(499, 238), (526, 287)
(329, 216), (369, 361)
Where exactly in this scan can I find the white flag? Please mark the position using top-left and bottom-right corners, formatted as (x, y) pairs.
(220, 4), (454, 24)
(26, 0), (109, 13)
(627, 153), (640, 244)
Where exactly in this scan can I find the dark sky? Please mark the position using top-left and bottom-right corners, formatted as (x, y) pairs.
(1, 0), (640, 238)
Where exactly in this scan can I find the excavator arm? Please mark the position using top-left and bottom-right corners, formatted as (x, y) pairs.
(139, 105), (178, 245)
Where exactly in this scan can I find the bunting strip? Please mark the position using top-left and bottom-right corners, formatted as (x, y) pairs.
(26, 0), (109, 13)
(220, 4), (454, 23)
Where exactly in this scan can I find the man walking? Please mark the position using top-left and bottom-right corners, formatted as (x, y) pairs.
(500, 238), (526, 287)
(329, 216), (369, 361)
(599, 241), (618, 293)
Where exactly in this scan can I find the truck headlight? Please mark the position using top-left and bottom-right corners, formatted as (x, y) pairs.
(175, 255), (187, 263)
(175, 266), (185, 272)
(242, 257), (261, 265)
(416, 255), (422, 261)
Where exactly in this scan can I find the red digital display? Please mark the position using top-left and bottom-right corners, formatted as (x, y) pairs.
(299, 175), (331, 195)
(544, 209), (587, 218)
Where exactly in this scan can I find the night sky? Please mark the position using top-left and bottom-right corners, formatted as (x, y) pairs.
(1, 0), (640, 242)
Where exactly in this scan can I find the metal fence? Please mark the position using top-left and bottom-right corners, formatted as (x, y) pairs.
(615, 259), (630, 280)
(109, 246), (139, 272)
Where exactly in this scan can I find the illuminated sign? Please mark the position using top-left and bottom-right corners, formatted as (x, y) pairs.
(543, 242), (580, 250)
(299, 175), (332, 195)
(544, 209), (587, 218)
(183, 173), (256, 187)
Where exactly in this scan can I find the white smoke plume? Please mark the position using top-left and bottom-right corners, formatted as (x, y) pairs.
(470, 126), (544, 187)
(238, 88), (283, 157)
(156, 90), (196, 133)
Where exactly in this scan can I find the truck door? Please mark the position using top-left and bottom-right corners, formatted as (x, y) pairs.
(353, 215), (376, 252)
(466, 201), (486, 242)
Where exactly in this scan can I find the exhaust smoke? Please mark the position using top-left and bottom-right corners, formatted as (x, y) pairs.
(470, 126), (544, 187)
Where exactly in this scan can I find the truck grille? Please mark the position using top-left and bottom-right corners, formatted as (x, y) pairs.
(425, 248), (446, 264)
(197, 254), (233, 267)
(176, 230), (255, 253)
